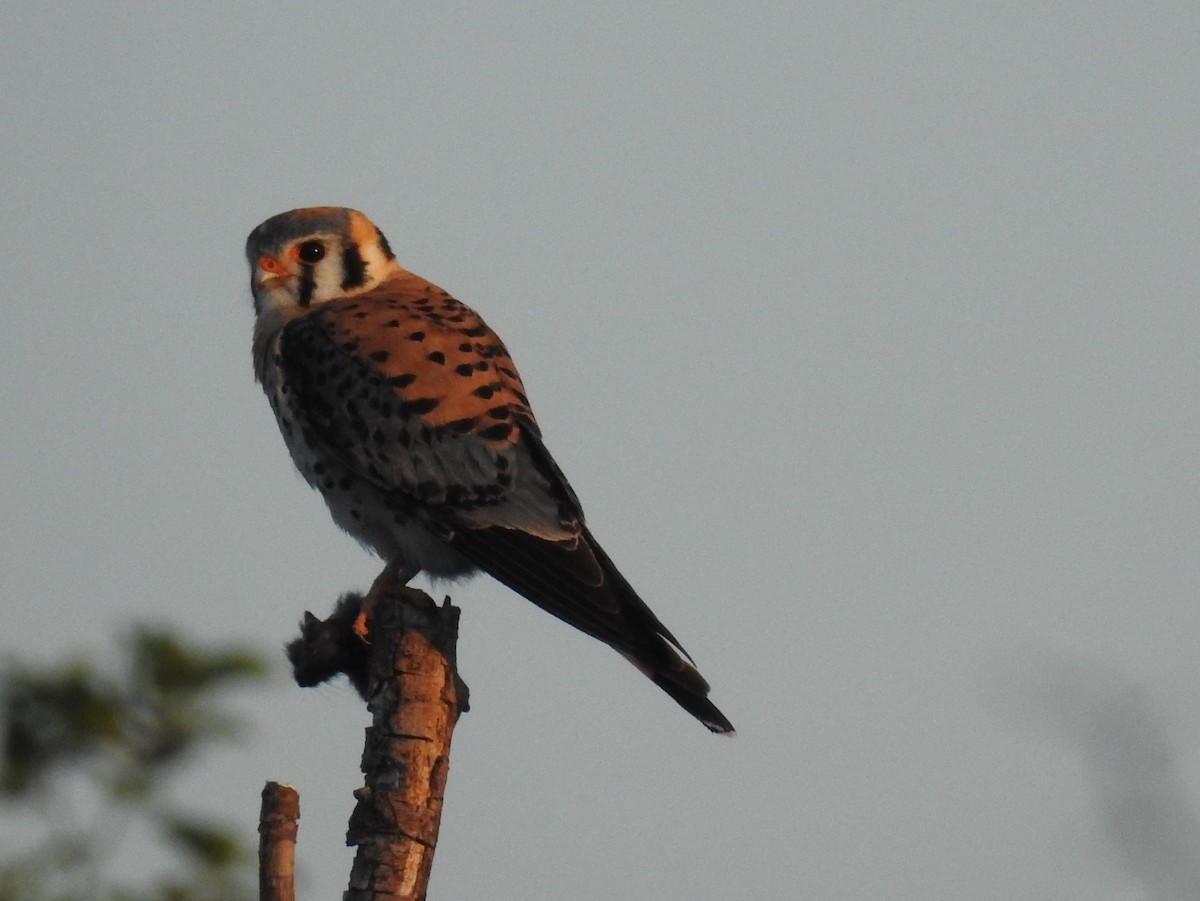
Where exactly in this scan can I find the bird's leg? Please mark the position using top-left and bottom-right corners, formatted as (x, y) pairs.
(353, 557), (419, 641)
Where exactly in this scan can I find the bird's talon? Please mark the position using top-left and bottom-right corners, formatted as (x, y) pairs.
(352, 609), (371, 642)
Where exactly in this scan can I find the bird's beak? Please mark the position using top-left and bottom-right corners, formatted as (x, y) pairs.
(256, 254), (291, 289)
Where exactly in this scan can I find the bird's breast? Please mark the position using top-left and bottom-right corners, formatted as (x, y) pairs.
(258, 336), (476, 578)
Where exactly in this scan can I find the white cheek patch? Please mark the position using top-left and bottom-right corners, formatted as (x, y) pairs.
(315, 256), (346, 296)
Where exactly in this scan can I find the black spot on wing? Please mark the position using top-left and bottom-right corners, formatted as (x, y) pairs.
(442, 417), (478, 433)
(402, 397), (441, 415)
(476, 423), (512, 442)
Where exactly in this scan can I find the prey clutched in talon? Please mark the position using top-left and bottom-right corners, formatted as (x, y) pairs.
(353, 559), (419, 641)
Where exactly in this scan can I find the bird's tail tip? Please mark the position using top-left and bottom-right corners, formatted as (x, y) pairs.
(648, 667), (736, 736)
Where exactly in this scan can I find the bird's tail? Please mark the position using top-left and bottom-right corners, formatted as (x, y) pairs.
(450, 520), (735, 734)
(586, 535), (735, 736)
(622, 647), (735, 735)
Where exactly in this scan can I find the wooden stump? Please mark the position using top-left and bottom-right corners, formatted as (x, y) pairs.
(344, 589), (465, 901)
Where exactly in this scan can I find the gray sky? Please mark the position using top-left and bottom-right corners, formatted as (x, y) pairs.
(2, 3), (1198, 899)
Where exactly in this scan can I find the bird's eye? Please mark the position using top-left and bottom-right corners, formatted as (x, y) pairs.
(296, 241), (326, 263)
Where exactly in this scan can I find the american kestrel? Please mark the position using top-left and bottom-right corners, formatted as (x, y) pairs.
(247, 207), (733, 734)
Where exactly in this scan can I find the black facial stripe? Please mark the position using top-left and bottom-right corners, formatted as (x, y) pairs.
(297, 264), (316, 308)
(376, 228), (395, 261)
(341, 242), (366, 290)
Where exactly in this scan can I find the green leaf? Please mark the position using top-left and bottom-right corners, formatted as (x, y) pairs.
(1, 661), (124, 795)
(0, 626), (269, 901)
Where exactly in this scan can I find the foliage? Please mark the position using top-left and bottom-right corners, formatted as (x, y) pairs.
(0, 627), (269, 901)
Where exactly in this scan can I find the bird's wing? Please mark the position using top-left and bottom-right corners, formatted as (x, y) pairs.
(278, 276), (575, 540)
(279, 281), (665, 642)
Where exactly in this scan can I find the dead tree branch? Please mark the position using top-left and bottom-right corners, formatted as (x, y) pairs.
(258, 781), (299, 901)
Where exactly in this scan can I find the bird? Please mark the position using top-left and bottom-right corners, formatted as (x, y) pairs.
(247, 206), (733, 735)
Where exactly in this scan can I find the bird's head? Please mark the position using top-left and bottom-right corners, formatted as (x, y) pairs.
(246, 207), (401, 320)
